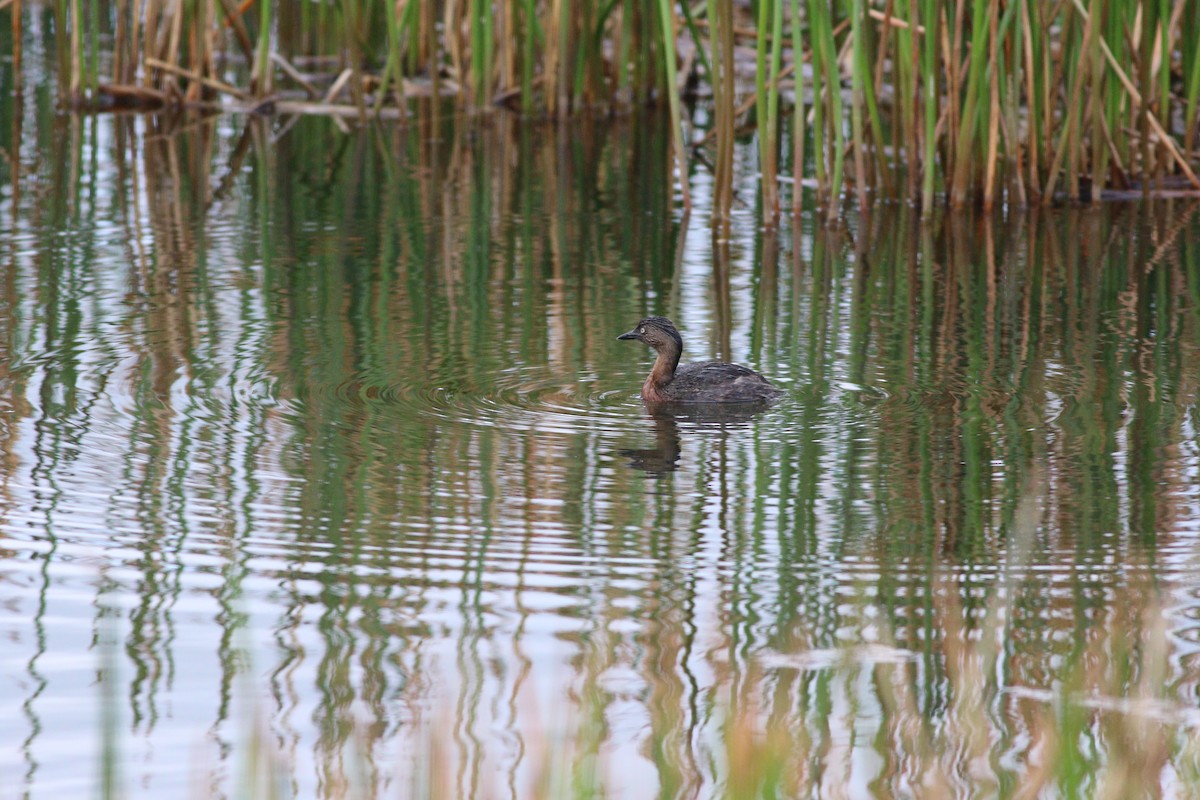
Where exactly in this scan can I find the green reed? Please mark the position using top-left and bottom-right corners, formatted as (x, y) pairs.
(656, 0), (690, 211)
(708, 0), (735, 233)
(807, 0), (845, 218)
(1187, 2), (1200, 156)
(15, 0), (1200, 217)
(753, 0), (779, 218)
(789, 0), (805, 217)
(847, 0), (870, 210)
(254, 0), (271, 95)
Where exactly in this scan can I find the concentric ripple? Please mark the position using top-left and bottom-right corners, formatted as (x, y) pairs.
(329, 364), (654, 440)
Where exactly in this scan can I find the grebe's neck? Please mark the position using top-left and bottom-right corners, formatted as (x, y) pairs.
(642, 342), (682, 401)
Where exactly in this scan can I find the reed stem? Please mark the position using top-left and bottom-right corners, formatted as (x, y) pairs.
(254, 0), (271, 95)
(655, 0), (690, 211)
(790, 0), (806, 216)
(848, 0), (869, 210)
(11, 0), (20, 90)
(764, 0), (785, 220)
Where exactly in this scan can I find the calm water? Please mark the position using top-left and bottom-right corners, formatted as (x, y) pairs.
(3, 91), (1200, 797)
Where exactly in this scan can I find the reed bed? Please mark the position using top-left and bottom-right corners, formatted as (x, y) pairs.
(11, 1), (1200, 219)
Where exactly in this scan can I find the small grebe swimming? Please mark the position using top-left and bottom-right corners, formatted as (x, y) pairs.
(617, 317), (780, 404)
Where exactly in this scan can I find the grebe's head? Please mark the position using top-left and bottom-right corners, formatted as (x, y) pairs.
(617, 317), (683, 354)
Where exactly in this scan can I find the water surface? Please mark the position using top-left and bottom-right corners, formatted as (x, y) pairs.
(3, 95), (1200, 797)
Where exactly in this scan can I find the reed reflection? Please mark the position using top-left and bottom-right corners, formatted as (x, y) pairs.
(3, 96), (1200, 797)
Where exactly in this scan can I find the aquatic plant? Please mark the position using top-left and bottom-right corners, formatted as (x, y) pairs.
(6, 2), (1200, 241)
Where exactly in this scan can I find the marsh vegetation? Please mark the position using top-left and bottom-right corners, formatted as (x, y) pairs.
(5, 0), (1199, 224)
(4, 3), (1200, 798)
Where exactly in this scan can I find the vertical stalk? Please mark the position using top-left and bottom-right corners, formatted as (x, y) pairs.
(1066, 9), (1085, 199)
(376, 0), (406, 112)
(949, 0), (990, 206)
(764, 0), (785, 219)
(1184, 2), (1200, 154)
(428, 0), (440, 106)
(718, 0), (735, 221)
(807, 0), (829, 203)
(618, 0), (632, 104)
(187, 0), (200, 100)
(791, 0), (806, 216)
(1042, 6), (1091, 201)
(87, 0), (99, 100)
(1069, 6), (1093, 199)
(1158, 0), (1169, 139)
(755, 0), (773, 213)
(1020, 0), (1041, 200)
(494, 0), (511, 102)
(895, 0), (917, 200)
(920, 0), (937, 211)
(942, 2), (964, 186)
(444, 0), (464, 104)
(113, 0), (126, 84)
(857, 0), (892, 197)
(471, 0), (484, 108)
(1087, 0), (1105, 200)
(1138, 0), (1157, 182)
(815, 0), (845, 217)
(678, 1), (711, 80)
(522, 0), (537, 113)
(848, 0), (869, 209)
(484, 0), (495, 106)
(655, 0), (691, 210)
(557, 0), (571, 115)
(343, 0), (366, 119)
(1105, 0), (1129, 173)
(417, 0), (432, 72)
(54, 0), (68, 95)
(630, 2), (643, 104)
(982, 0), (999, 209)
(708, 0), (729, 226)
(11, 0), (20, 90)
(471, 0), (494, 108)
(143, 0), (157, 89)
(69, 0), (82, 102)
(1003, 0), (1026, 206)
(571, 0), (592, 105)
(255, 0), (272, 95)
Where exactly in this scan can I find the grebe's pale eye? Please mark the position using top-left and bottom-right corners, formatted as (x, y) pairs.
(639, 327), (646, 334)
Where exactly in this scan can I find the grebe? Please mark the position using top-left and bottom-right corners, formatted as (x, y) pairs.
(617, 317), (780, 404)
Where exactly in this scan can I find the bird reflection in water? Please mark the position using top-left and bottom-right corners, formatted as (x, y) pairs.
(619, 403), (771, 477)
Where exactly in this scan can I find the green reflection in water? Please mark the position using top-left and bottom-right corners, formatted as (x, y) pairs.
(1, 93), (1200, 797)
